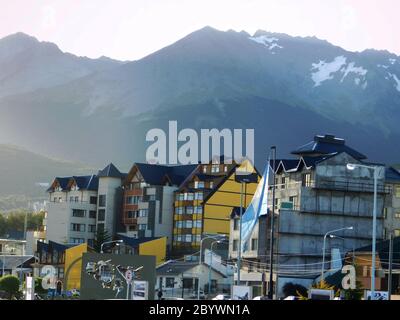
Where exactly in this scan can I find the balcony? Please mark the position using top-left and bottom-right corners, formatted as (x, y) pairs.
(312, 179), (391, 194)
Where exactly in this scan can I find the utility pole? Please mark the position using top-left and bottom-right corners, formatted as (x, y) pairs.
(388, 232), (394, 300)
(268, 146), (276, 300)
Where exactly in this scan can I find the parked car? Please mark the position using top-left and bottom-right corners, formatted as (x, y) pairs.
(253, 296), (270, 300)
(212, 294), (231, 300)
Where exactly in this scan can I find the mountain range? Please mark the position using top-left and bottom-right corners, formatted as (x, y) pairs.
(0, 26), (400, 206)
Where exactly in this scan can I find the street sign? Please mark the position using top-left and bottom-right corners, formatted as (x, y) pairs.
(125, 270), (133, 284)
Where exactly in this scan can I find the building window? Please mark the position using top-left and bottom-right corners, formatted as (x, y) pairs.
(395, 186), (400, 198)
(98, 209), (105, 221)
(69, 196), (74, 202)
(72, 209), (85, 218)
(395, 213), (400, 219)
(89, 211), (97, 219)
(186, 206), (194, 214)
(233, 218), (239, 231)
(195, 235), (201, 243)
(194, 220), (202, 228)
(138, 224), (147, 230)
(139, 209), (148, 217)
(194, 206), (202, 214)
(195, 181), (205, 189)
(176, 221), (183, 228)
(166, 277), (175, 288)
(74, 196), (79, 202)
(71, 223), (85, 232)
(195, 192), (203, 200)
(70, 238), (85, 244)
(251, 239), (258, 251)
(395, 229), (400, 237)
(233, 240), (238, 251)
(128, 225), (136, 231)
(209, 181), (214, 189)
(186, 193), (194, 201)
(302, 173), (312, 187)
(185, 235), (192, 242)
(90, 196), (97, 205)
(148, 195), (156, 201)
(99, 195), (106, 207)
(126, 196), (141, 204)
(185, 220), (193, 229)
(88, 225), (96, 233)
(175, 207), (183, 215)
(177, 235), (183, 242)
(211, 165), (220, 173)
(281, 176), (286, 189)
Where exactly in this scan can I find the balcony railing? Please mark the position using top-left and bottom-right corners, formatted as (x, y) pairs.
(312, 179), (391, 194)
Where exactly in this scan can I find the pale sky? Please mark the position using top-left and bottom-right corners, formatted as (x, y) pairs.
(0, 0), (399, 61)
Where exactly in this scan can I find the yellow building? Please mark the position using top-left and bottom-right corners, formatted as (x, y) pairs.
(172, 159), (260, 257)
(64, 243), (93, 290)
(138, 237), (167, 265)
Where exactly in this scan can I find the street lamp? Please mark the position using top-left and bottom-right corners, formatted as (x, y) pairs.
(347, 163), (380, 299)
(321, 227), (353, 282)
(100, 240), (124, 253)
(208, 240), (225, 297)
(197, 234), (227, 299)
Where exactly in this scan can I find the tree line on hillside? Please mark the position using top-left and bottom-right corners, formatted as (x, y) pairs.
(0, 210), (44, 238)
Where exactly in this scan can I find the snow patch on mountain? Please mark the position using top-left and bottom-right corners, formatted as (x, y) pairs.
(388, 73), (400, 92)
(249, 35), (283, 53)
(378, 64), (389, 69)
(311, 56), (347, 86)
(311, 56), (368, 88)
(340, 62), (368, 83)
(389, 58), (397, 65)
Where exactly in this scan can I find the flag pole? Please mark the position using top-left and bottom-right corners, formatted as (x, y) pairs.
(268, 146), (277, 299)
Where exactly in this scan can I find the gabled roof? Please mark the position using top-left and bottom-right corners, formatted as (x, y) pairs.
(125, 163), (198, 186)
(47, 175), (98, 192)
(353, 237), (400, 270)
(385, 167), (400, 183)
(71, 175), (99, 190)
(98, 163), (124, 178)
(291, 134), (367, 160)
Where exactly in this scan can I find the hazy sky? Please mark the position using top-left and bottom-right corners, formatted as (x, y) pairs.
(0, 0), (399, 61)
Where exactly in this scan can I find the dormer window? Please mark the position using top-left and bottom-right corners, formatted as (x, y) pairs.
(55, 186), (62, 192)
(195, 181), (205, 189)
(211, 165), (220, 173)
(71, 185), (79, 191)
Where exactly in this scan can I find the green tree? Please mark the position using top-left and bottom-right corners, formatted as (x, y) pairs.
(93, 229), (112, 252)
(0, 275), (20, 299)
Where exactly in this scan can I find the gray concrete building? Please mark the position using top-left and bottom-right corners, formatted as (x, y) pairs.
(229, 134), (392, 297)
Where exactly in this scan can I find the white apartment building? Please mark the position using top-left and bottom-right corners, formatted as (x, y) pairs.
(45, 163), (125, 246)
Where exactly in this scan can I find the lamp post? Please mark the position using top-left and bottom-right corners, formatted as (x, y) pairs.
(208, 240), (224, 297)
(347, 163), (380, 299)
(100, 240), (123, 253)
(197, 234), (226, 299)
(321, 227), (353, 282)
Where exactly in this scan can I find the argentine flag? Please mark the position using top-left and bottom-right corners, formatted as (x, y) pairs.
(240, 161), (271, 252)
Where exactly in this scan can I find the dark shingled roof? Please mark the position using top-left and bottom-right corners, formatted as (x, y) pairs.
(98, 163), (124, 178)
(116, 234), (162, 248)
(354, 236), (400, 270)
(291, 134), (367, 160)
(135, 163), (198, 186)
(385, 167), (400, 183)
(72, 175), (98, 190)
